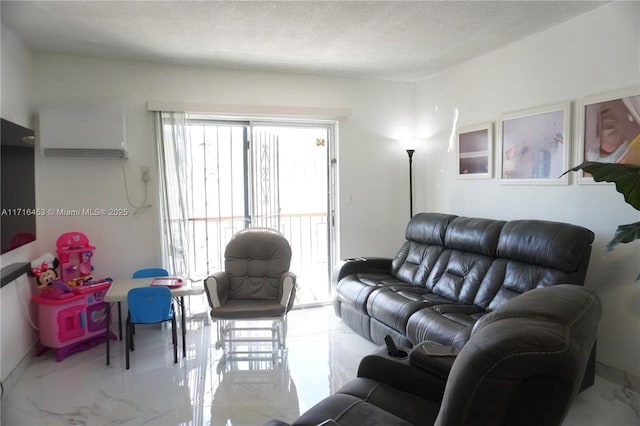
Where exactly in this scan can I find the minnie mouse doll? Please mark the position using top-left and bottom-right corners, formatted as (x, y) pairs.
(28, 253), (60, 289)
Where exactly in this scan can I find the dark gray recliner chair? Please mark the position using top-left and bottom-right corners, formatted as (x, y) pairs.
(267, 284), (602, 426)
(205, 227), (297, 362)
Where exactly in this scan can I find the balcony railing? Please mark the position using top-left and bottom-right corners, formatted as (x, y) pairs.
(181, 213), (330, 306)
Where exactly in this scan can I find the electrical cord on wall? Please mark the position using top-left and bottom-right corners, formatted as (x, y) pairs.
(17, 279), (39, 331)
(120, 159), (152, 215)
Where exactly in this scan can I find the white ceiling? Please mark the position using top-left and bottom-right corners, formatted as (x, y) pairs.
(1, 0), (608, 82)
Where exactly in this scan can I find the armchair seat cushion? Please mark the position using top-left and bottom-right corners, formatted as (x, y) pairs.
(366, 288), (452, 334)
(406, 305), (486, 349)
(290, 381), (439, 426)
(338, 379), (440, 425)
(291, 394), (413, 426)
(336, 273), (411, 314)
(210, 299), (288, 319)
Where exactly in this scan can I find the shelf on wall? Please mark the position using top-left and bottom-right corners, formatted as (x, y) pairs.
(1, 262), (31, 288)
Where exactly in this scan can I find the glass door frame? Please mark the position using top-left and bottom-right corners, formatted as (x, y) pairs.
(251, 119), (338, 306)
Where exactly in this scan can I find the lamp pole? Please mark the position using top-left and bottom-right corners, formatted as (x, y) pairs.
(398, 138), (419, 219)
(406, 149), (415, 218)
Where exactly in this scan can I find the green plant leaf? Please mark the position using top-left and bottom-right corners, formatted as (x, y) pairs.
(605, 221), (640, 252)
(563, 162), (640, 210)
(605, 222), (640, 282)
(563, 162), (640, 281)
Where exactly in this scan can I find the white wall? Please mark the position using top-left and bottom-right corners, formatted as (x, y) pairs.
(1, 25), (33, 127)
(415, 2), (640, 376)
(31, 56), (415, 278)
(0, 24), (41, 384)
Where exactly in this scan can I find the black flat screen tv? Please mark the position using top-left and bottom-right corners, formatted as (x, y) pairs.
(1, 118), (36, 254)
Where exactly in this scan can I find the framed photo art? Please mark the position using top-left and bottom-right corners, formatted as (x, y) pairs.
(575, 88), (640, 183)
(456, 122), (493, 179)
(498, 102), (571, 185)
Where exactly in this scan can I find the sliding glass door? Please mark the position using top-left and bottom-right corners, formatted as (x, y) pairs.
(253, 123), (333, 306)
(185, 117), (334, 306)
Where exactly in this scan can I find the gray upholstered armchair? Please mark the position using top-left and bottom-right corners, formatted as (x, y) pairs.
(266, 284), (602, 426)
(204, 227), (296, 362)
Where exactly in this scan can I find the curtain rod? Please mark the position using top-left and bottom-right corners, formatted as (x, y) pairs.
(147, 101), (351, 119)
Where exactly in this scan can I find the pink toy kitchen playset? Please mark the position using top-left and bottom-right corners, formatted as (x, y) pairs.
(31, 232), (117, 361)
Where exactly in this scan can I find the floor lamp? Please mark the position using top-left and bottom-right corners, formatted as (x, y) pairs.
(398, 139), (420, 218)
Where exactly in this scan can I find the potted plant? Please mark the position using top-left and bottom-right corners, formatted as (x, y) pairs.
(563, 162), (640, 280)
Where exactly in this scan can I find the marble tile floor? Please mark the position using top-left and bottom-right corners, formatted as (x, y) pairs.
(1, 304), (639, 426)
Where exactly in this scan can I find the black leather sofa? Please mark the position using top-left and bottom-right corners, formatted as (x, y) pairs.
(267, 284), (602, 426)
(333, 213), (596, 388)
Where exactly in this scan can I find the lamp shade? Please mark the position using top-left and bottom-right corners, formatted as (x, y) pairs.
(398, 138), (420, 151)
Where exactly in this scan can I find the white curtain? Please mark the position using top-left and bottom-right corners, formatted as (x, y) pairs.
(154, 111), (194, 279)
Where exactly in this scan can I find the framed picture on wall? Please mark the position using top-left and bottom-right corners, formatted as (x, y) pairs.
(456, 122), (493, 179)
(575, 88), (640, 184)
(498, 102), (571, 185)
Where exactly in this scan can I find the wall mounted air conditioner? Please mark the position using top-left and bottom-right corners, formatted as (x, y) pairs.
(39, 101), (128, 159)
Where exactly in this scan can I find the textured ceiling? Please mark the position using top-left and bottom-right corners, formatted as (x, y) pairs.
(1, 0), (607, 82)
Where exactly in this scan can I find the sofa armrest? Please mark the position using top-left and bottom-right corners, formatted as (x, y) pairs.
(204, 272), (229, 309)
(264, 420), (338, 426)
(357, 348), (447, 402)
(332, 257), (393, 283)
(264, 421), (290, 426)
(409, 341), (457, 380)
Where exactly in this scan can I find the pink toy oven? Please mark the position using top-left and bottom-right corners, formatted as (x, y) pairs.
(56, 232), (96, 283)
(32, 281), (116, 361)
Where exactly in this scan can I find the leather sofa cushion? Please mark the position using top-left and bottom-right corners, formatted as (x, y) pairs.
(425, 250), (493, 303)
(390, 213), (457, 286)
(406, 304), (485, 348)
(443, 216), (505, 256)
(383, 287), (451, 304)
(496, 220), (594, 272)
(391, 243), (444, 286)
(366, 251), (492, 339)
(367, 288), (442, 332)
(337, 273), (411, 314)
(339, 379), (440, 425)
(289, 393), (413, 426)
(404, 213), (457, 245)
(473, 283), (601, 332)
(290, 379), (440, 426)
(476, 258), (589, 312)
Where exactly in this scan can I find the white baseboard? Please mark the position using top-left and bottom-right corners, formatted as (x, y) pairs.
(596, 361), (640, 392)
(0, 342), (38, 400)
